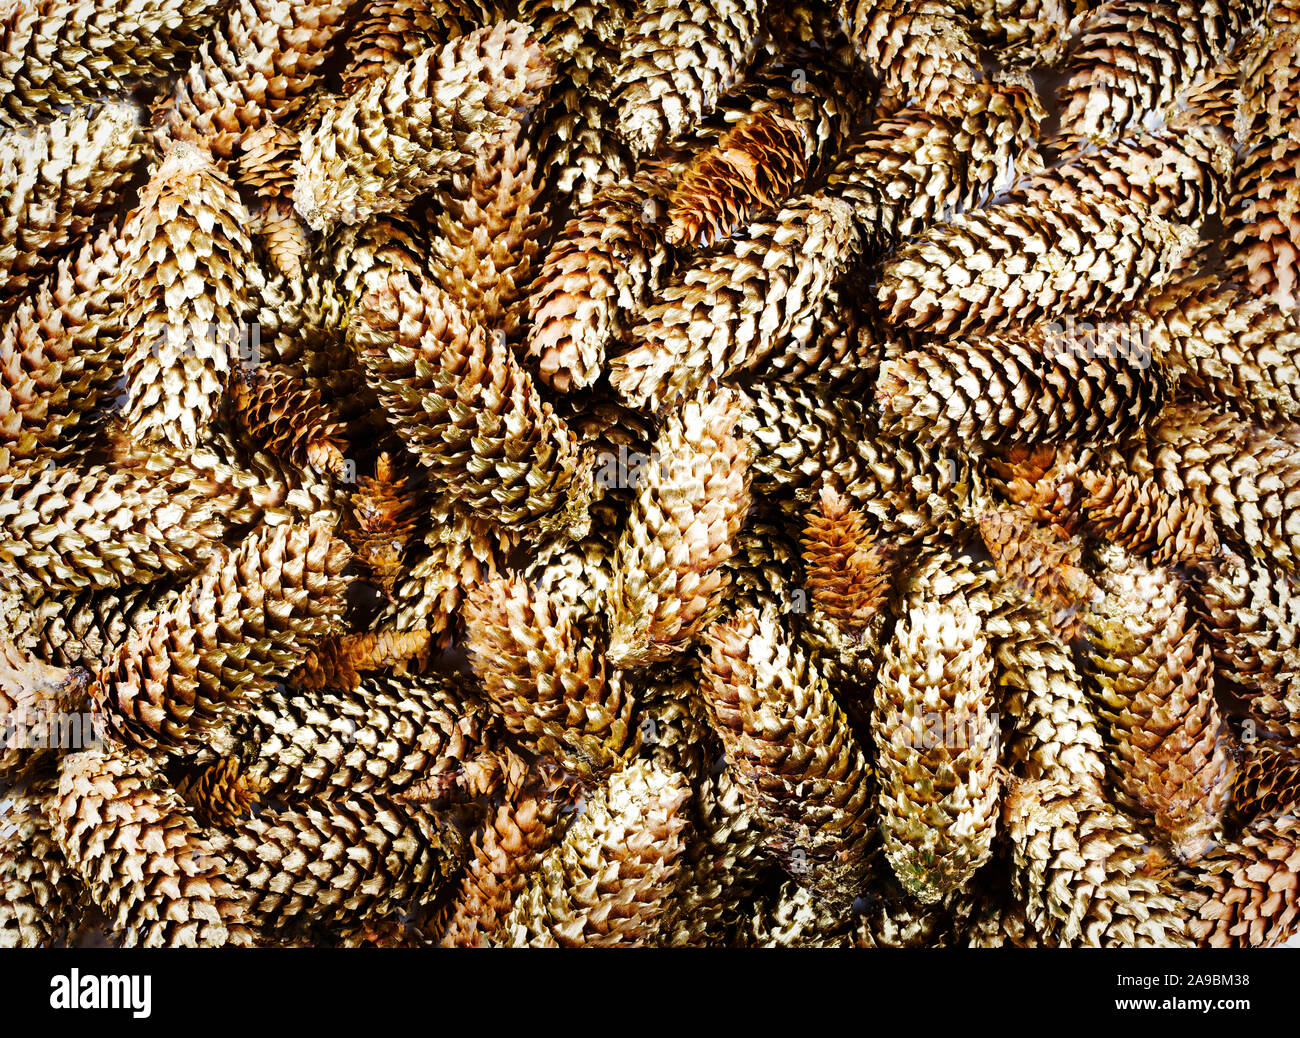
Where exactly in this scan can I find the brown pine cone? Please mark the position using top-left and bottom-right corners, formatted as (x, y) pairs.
(1078, 466), (1222, 564)
(1003, 778), (1190, 947)
(229, 794), (462, 935)
(174, 758), (267, 828)
(1230, 744), (1300, 820)
(606, 388), (753, 668)
(228, 365), (347, 477)
(339, 0), (488, 94)
(235, 673), (502, 803)
(873, 600), (999, 904)
(1179, 811), (1300, 947)
(701, 606), (876, 907)
(0, 774), (88, 947)
(53, 745), (255, 947)
(1, 640), (92, 780)
(876, 191), (1194, 337)
(877, 323), (1168, 451)
(799, 485), (894, 636)
(464, 574), (633, 776)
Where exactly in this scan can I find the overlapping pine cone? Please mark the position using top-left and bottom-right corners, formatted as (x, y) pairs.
(2, 0), (1299, 949)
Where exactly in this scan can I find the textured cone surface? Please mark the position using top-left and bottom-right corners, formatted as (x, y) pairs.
(340, 0), (487, 94)
(0, 776), (87, 947)
(873, 600), (1000, 904)
(229, 365), (347, 476)
(1189, 549), (1300, 745)
(876, 191), (1192, 337)
(424, 133), (548, 337)
(1085, 550), (1235, 861)
(525, 173), (674, 393)
(701, 606), (876, 906)
(799, 485), (893, 636)
(824, 78), (1045, 254)
(1056, 0), (1246, 146)
(92, 523), (351, 757)
(439, 785), (570, 947)
(118, 142), (255, 449)
(1003, 778), (1190, 947)
(242, 673), (501, 803)
(1180, 812), (1300, 947)
(978, 508), (1099, 640)
(843, 0), (984, 114)
(350, 270), (588, 535)
(341, 452), (421, 594)
(1231, 745), (1300, 820)
(607, 388), (753, 668)
(465, 574), (632, 776)
(1150, 402), (1300, 573)
(4, 584), (180, 671)
(611, 0), (766, 157)
(174, 758), (266, 828)
(0, 226), (126, 466)
(877, 324), (1167, 451)
(503, 757), (691, 946)
(53, 745), (254, 947)
(230, 794), (462, 934)
(0, 102), (140, 301)
(293, 22), (555, 230)
(1146, 274), (1300, 424)
(0, 0), (228, 125)
(288, 629), (432, 693)
(1079, 467), (1221, 565)
(161, 0), (351, 161)
(0, 639), (91, 779)
(610, 194), (859, 410)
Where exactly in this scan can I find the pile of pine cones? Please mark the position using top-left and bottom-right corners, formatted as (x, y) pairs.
(1, 0), (1298, 949)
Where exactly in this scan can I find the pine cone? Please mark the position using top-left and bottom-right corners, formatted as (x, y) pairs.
(339, 0), (487, 94)
(1, 640), (92, 780)
(229, 365), (347, 477)
(92, 522), (351, 758)
(1231, 744), (1300, 820)
(502, 757), (691, 946)
(0, 102), (140, 301)
(606, 388), (752, 668)
(1079, 466), (1222, 564)
(1150, 401), (1300, 573)
(424, 133), (548, 337)
(1086, 550), (1236, 860)
(876, 192), (1194, 337)
(1003, 778), (1190, 946)
(118, 141), (255, 449)
(0, 226), (126, 468)
(464, 574), (633, 776)
(0, 774), (87, 947)
(160, 0), (352, 162)
(842, 0), (984, 114)
(983, 443), (1083, 530)
(235, 673), (500, 802)
(1147, 274), (1300, 424)
(1179, 811), (1300, 947)
(1188, 549), (1300, 745)
(0, 454), (275, 593)
(824, 77), (1045, 254)
(53, 745), (255, 947)
(0, 0), (229, 125)
(229, 794), (462, 935)
(610, 0), (766, 156)
(351, 270), (590, 536)
(873, 601), (999, 904)
(960, 0), (1086, 65)
(293, 22), (555, 230)
(439, 784), (570, 947)
(174, 758), (267, 827)
(799, 485), (893, 636)
(877, 324), (1168, 451)
(1056, 0), (1246, 146)
(288, 629), (432, 692)
(978, 508), (1099, 640)
(525, 173), (674, 393)
(701, 606), (876, 907)
(609, 193), (859, 410)
(4, 584), (180, 671)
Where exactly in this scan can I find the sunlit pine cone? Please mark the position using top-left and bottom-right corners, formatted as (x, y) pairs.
(0, 773), (88, 947)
